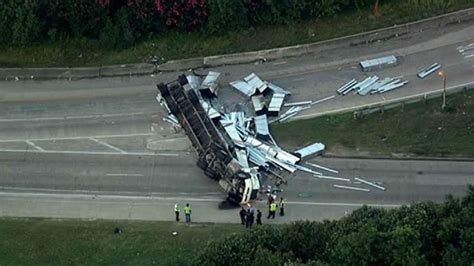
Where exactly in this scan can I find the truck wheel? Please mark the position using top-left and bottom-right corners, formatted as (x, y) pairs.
(204, 168), (217, 179)
(178, 75), (188, 86)
(188, 90), (200, 104)
(197, 157), (208, 170)
(157, 83), (169, 97)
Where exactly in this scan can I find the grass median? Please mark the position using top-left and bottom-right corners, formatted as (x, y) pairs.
(0, 218), (244, 265)
(271, 90), (474, 157)
(0, 2), (473, 67)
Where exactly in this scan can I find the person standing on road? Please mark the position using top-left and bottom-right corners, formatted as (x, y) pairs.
(239, 207), (247, 225)
(267, 202), (277, 219)
(279, 197), (286, 216)
(256, 210), (262, 225)
(246, 209), (254, 228)
(174, 203), (180, 222)
(184, 203), (192, 223)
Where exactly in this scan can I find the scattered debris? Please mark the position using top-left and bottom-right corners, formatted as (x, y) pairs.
(333, 184), (370, 192)
(294, 143), (326, 159)
(360, 55), (397, 72)
(354, 177), (386, 191)
(284, 101), (312, 107)
(417, 63), (441, 79)
(337, 75), (409, 96)
(316, 175), (351, 182)
(305, 162), (338, 174)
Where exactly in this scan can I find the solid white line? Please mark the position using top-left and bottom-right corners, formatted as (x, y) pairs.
(273, 61), (287, 65)
(0, 191), (402, 208)
(25, 140), (45, 152)
(0, 133), (154, 143)
(0, 149), (179, 156)
(0, 186), (220, 196)
(106, 173), (144, 177)
(0, 112), (145, 122)
(89, 138), (126, 153)
(292, 77), (306, 82)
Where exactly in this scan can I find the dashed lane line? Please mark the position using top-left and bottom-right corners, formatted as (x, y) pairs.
(89, 138), (127, 154)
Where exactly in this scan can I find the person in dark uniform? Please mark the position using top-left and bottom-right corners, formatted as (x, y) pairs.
(239, 207), (247, 225)
(256, 210), (262, 225)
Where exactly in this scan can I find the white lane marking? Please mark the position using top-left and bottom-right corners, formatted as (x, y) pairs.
(0, 186), (221, 196)
(273, 61), (287, 65)
(0, 191), (403, 208)
(0, 112), (145, 122)
(292, 77), (306, 82)
(89, 138), (126, 154)
(0, 133), (154, 143)
(465, 54), (474, 59)
(0, 149), (179, 156)
(25, 140), (45, 151)
(106, 173), (144, 177)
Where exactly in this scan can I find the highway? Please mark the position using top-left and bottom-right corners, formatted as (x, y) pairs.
(0, 18), (473, 222)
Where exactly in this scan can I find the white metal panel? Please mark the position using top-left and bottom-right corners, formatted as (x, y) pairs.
(244, 73), (267, 93)
(230, 80), (256, 96)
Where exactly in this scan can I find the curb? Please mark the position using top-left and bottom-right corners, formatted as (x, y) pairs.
(0, 8), (473, 80)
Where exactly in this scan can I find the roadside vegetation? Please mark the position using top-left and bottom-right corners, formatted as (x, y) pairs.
(0, 0), (473, 67)
(272, 90), (474, 157)
(1, 187), (472, 265)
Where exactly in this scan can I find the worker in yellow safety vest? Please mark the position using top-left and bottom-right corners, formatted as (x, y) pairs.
(174, 204), (180, 222)
(267, 201), (277, 219)
(184, 203), (192, 223)
(279, 197), (286, 216)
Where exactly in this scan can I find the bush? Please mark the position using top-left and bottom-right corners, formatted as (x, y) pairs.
(195, 186), (474, 264)
(0, 0), (40, 45)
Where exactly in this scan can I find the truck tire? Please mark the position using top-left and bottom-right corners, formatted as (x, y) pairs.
(178, 75), (188, 86)
(188, 90), (199, 104)
(204, 168), (217, 180)
(210, 142), (224, 153)
(157, 83), (169, 97)
(197, 157), (208, 170)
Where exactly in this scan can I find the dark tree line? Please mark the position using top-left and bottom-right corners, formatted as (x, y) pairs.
(0, 0), (386, 48)
(196, 186), (474, 265)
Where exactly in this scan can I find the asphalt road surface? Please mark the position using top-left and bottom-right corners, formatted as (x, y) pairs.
(0, 19), (473, 222)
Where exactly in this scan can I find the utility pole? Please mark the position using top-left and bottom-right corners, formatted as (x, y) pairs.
(438, 70), (447, 110)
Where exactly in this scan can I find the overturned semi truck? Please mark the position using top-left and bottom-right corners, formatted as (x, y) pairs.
(157, 75), (261, 204)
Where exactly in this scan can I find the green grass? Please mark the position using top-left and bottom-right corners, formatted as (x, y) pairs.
(271, 90), (474, 157)
(0, 218), (244, 265)
(0, 1), (473, 67)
